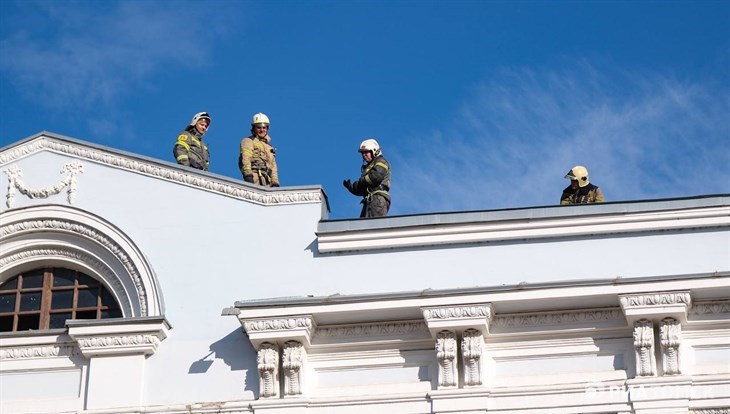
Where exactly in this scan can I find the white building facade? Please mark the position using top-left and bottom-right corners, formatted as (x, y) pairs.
(0, 132), (728, 414)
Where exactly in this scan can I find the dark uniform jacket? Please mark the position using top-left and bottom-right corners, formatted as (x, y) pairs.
(348, 155), (391, 217)
(560, 183), (604, 205)
(173, 128), (209, 171)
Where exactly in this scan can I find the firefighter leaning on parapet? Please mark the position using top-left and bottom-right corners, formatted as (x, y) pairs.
(238, 112), (280, 187)
(343, 138), (391, 218)
(173, 112), (211, 171)
(560, 165), (605, 205)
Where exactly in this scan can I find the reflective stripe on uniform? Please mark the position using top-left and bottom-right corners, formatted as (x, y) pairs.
(176, 141), (191, 151)
(176, 154), (189, 161)
(375, 162), (389, 170)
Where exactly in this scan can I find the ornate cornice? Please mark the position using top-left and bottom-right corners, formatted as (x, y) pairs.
(243, 316), (314, 333)
(67, 318), (169, 358)
(690, 409), (730, 414)
(77, 334), (160, 349)
(619, 291), (692, 309)
(0, 247), (132, 315)
(314, 321), (429, 339)
(422, 305), (493, 321)
(0, 218), (147, 315)
(491, 308), (624, 329)
(0, 344), (78, 360)
(0, 136), (324, 206)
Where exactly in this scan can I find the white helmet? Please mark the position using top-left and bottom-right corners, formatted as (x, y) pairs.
(358, 138), (381, 157)
(252, 112), (270, 126)
(190, 112), (211, 127)
(565, 165), (590, 187)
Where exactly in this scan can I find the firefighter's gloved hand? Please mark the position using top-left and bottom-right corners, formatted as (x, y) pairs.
(272, 183), (280, 187)
(343, 179), (352, 190)
(244, 174), (254, 183)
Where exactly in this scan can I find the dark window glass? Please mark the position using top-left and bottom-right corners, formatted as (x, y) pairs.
(51, 290), (74, 309)
(17, 314), (40, 331)
(49, 312), (72, 329)
(0, 315), (13, 331)
(21, 270), (45, 289)
(75, 310), (97, 320)
(0, 293), (16, 312)
(101, 309), (123, 318)
(53, 269), (76, 287)
(101, 290), (116, 306)
(1, 278), (17, 290)
(77, 289), (98, 308)
(20, 292), (42, 311)
(77, 274), (98, 287)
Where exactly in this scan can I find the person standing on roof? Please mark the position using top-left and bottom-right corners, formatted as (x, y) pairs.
(239, 112), (280, 187)
(173, 112), (211, 171)
(560, 165), (605, 204)
(343, 138), (391, 218)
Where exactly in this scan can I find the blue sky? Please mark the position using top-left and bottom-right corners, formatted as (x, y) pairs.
(1, 0), (728, 219)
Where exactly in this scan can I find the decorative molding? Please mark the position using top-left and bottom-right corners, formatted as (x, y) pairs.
(690, 300), (730, 315)
(0, 218), (148, 315)
(0, 136), (323, 206)
(0, 247), (132, 316)
(423, 305), (492, 321)
(314, 321), (428, 339)
(3, 161), (83, 208)
(243, 316), (314, 333)
(0, 344), (78, 360)
(257, 343), (279, 398)
(76, 334), (159, 350)
(67, 318), (169, 358)
(492, 308), (624, 328)
(660, 317), (681, 375)
(461, 329), (484, 387)
(620, 291), (692, 308)
(436, 330), (458, 388)
(690, 410), (730, 414)
(633, 319), (656, 377)
(282, 340), (305, 397)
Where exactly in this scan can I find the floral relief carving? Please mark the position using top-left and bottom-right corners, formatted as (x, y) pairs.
(243, 317), (313, 333)
(257, 343), (279, 398)
(423, 305), (492, 321)
(0, 137), (323, 206)
(3, 161), (83, 208)
(77, 335), (160, 349)
(282, 340), (305, 396)
(492, 309), (624, 328)
(690, 300), (730, 315)
(0, 345), (78, 360)
(314, 321), (428, 338)
(660, 317), (682, 375)
(461, 329), (483, 386)
(436, 330), (458, 388)
(0, 218), (147, 315)
(619, 292), (691, 309)
(633, 319), (656, 377)
(690, 409), (730, 414)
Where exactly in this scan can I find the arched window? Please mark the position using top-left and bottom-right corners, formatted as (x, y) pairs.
(0, 267), (122, 332)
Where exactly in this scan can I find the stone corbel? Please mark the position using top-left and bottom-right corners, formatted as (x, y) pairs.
(619, 291), (692, 325)
(633, 319), (657, 377)
(67, 317), (170, 358)
(421, 304), (493, 339)
(660, 317), (682, 375)
(239, 315), (315, 399)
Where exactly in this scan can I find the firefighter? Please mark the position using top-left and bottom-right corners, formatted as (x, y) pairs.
(239, 112), (280, 187)
(173, 112), (211, 171)
(343, 138), (391, 217)
(560, 165), (605, 205)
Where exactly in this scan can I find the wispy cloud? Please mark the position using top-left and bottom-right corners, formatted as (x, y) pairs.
(0, 0), (235, 111)
(390, 61), (730, 214)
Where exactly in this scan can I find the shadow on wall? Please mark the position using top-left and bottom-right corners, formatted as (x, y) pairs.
(188, 329), (258, 394)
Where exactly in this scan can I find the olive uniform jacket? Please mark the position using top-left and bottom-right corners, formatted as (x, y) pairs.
(560, 183), (604, 205)
(238, 134), (279, 187)
(173, 128), (209, 171)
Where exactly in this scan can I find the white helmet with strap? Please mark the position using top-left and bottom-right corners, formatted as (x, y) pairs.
(252, 112), (270, 126)
(359, 138), (381, 157)
(565, 165), (590, 187)
(190, 112), (211, 127)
